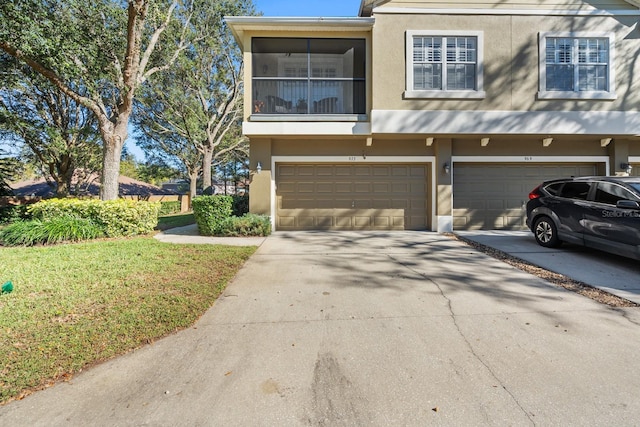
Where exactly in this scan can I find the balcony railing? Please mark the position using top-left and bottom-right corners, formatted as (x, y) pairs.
(252, 79), (365, 115)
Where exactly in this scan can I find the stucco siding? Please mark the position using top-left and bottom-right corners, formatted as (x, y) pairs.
(371, 13), (640, 113)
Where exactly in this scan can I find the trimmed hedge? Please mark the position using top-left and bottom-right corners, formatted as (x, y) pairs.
(28, 198), (161, 237)
(192, 195), (270, 237)
(192, 195), (233, 235)
(159, 200), (181, 216)
(217, 214), (271, 237)
(231, 195), (249, 217)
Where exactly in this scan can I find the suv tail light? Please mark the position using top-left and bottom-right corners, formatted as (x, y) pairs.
(528, 185), (543, 200)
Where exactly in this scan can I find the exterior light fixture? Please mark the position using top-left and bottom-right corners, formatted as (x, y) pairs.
(542, 137), (553, 147)
(366, 137), (373, 147)
(443, 162), (450, 174)
(426, 137), (434, 146)
(621, 162), (633, 174)
(480, 137), (490, 147)
(600, 138), (612, 147)
(256, 161), (262, 174)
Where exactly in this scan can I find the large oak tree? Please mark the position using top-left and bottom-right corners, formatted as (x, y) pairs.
(134, 0), (255, 195)
(0, 0), (191, 199)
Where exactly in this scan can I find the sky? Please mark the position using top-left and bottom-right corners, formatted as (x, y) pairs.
(253, 0), (361, 17)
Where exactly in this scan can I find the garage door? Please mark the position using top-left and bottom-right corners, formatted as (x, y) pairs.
(276, 163), (429, 230)
(453, 163), (597, 230)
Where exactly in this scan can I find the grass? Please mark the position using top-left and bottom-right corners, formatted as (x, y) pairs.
(155, 212), (196, 231)
(0, 237), (256, 404)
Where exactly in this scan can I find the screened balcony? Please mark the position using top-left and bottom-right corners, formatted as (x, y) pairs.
(252, 38), (366, 116)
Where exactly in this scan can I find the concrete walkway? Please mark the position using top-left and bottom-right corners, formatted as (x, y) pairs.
(153, 223), (267, 246)
(2, 231), (640, 426)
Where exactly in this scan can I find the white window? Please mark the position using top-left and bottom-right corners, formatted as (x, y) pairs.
(538, 32), (616, 100)
(406, 30), (485, 99)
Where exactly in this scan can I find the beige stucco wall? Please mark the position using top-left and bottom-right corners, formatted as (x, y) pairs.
(371, 13), (640, 112)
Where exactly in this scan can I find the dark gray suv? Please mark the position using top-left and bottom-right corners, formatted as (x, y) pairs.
(526, 176), (640, 260)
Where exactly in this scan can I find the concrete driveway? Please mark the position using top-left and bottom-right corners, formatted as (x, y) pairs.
(2, 231), (640, 426)
(457, 230), (640, 305)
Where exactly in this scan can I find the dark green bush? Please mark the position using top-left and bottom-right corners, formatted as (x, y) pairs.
(28, 198), (161, 237)
(159, 201), (181, 216)
(192, 195), (233, 235)
(0, 217), (105, 246)
(0, 205), (31, 225)
(216, 214), (272, 237)
(231, 195), (249, 217)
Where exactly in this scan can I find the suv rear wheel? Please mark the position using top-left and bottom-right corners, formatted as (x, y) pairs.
(533, 216), (561, 248)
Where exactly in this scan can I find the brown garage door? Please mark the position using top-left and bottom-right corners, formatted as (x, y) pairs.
(453, 163), (598, 230)
(276, 163), (429, 230)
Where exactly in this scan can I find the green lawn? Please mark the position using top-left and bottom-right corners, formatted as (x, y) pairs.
(0, 237), (255, 404)
(155, 212), (196, 231)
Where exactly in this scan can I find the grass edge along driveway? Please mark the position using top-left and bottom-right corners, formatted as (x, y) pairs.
(0, 237), (256, 404)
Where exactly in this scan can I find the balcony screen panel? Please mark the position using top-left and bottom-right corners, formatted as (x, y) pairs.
(252, 38), (366, 115)
(309, 39), (365, 79)
(252, 38), (307, 78)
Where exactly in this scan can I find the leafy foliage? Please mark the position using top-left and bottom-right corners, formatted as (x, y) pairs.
(0, 149), (21, 196)
(0, 63), (103, 196)
(0, 217), (105, 246)
(0, 0), (196, 200)
(192, 195), (269, 236)
(159, 200), (181, 215)
(0, 204), (32, 224)
(134, 0), (257, 196)
(192, 195), (233, 235)
(28, 198), (161, 237)
(216, 213), (271, 237)
(231, 194), (249, 217)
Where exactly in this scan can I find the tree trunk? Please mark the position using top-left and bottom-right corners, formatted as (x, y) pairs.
(100, 133), (125, 200)
(189, 170), (198, 202)
(202, 148), (213, 195)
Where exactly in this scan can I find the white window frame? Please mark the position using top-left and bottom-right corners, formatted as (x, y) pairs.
(538, 31), (616, 100)
(405, 30), (485, 99)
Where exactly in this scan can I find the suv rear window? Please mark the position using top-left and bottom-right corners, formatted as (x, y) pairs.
(544, 183), (563, 196)
(558, 182), (591, 200)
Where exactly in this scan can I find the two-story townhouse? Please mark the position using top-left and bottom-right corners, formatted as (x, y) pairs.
(226, 0), (640, 232)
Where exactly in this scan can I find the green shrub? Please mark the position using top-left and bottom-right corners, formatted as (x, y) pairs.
(216, 214), (272, 237)
(192, 195), (233, 235)
(0, 205), (31, 224)
(231, 195), (249, 217)
(0, 217), (105, 246)
(159, 200), (181, 216)
(28, 198), (161, 237)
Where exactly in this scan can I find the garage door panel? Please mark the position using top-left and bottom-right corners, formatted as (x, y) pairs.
(316, 183), (333, 193)
(276, 163), (429, 230)
(335, 166), (352, 176)
(454, 163), (597, 230)
(298, 166), (314, 176)
(297, 183), (315, 193)
(355, 183), (371, 192)
(335, 183), (352, 193)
